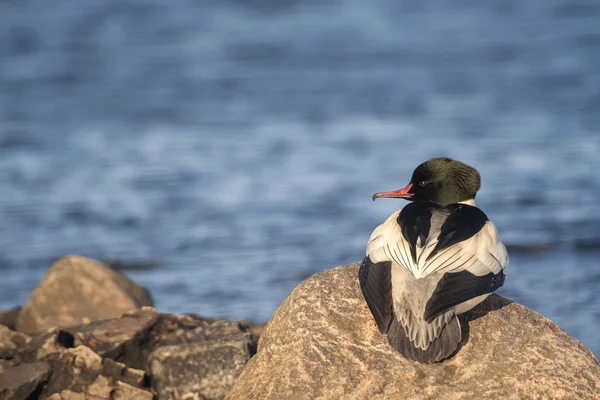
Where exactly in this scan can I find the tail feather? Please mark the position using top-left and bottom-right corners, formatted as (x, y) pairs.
(387, 316), (462, 363)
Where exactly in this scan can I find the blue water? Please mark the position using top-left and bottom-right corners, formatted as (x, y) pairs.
(1, 0), (599, 356)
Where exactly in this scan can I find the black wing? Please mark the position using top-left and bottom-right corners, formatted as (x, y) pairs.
(427, 204), (489, 260)
(358, 256), (392, 333)
(424, 269), (506, 322)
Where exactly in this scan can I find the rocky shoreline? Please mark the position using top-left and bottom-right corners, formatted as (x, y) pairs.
(1, 257), (599, 399)
(0, 256), (262, 400)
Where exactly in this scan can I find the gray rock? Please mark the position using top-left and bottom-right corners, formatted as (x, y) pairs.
(101, 358), (148, 389)
(0, 362), (50, 400)
(72, 307), (256, 377)
(142, 312), (213, 355)
(18, 327), (74, 363)
(149, 321), (254, 400)
(44, 346), (152, 400)
(44, 378), (152, 400)
(227, 263), (600, 400)
(74, 311), (255, 399)
(16, 255), (153, 334)
(44, 346), (105, 395)
(73, 307), (161, 370)
(0, 360), (17, 374)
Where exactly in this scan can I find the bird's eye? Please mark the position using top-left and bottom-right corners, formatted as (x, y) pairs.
(419, 181), (427, 187)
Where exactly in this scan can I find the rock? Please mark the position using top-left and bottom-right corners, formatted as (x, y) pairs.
(0, 360), (18, 374)
(236, 320), (266, 344)
(44, 376), (152, 400)
(44, 346), (104, 395)
(0, 362), (50, 400)
(227, 263), (600, 400)
(73, 307), (161, 369)
(0, 306), (21, 330)
(44, 346), (152, 400)
(149, 321), (254, 400)
(0, 325), (30, 360)
(18, 327), (74, 363)
(74, 308), (255, 399)
(16, 255), (153, 334)
(142, 313), (214, 356)
(2, 291), (255, 400)
(102, 358), (148, 389)
(73, 307), (256, 372)
(44, 380), (151, 400)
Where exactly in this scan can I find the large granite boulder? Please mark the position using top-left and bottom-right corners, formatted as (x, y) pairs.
(227, 263), (600, 400)
(16, 255), (153, 334)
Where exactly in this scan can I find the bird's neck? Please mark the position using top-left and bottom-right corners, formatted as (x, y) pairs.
(458, 199), (477, 206)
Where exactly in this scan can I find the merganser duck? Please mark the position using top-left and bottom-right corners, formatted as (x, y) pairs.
(359, 157), (509, 363)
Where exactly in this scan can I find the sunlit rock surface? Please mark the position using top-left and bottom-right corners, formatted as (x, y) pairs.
(227, 263), (600, 400)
